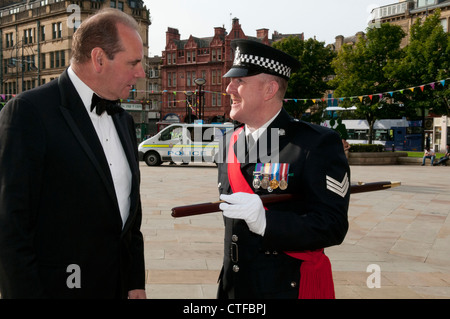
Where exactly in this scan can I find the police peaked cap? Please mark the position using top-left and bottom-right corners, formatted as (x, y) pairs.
(223, 39), (300, 81)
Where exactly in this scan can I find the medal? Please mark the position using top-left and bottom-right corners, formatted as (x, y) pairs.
(279, 163), (289, 190)
(269, 179), (279, 190)
(269, 163), (279, 190)
(252, 163), (263, 189)
(261, 163), (271, 189)
(253, 174), (261, 189)
(261, 175), (270, 189)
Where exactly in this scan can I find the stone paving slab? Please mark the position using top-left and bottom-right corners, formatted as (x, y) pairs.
(140, 162), (450, 299)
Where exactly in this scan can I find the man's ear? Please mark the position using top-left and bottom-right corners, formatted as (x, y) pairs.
(91, 47), (104, 73)
(264, 80), (280, 101)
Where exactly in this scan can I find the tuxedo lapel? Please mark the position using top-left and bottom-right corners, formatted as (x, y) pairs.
(57, 70), (119, 209)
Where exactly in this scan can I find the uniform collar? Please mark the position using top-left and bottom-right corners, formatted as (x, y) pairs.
(245, 109), (281, 142)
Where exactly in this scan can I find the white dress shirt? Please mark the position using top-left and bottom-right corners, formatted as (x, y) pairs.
(245, 109), (281, 142)
(68, 67), (131, 226)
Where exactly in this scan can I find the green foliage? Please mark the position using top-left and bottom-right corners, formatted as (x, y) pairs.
(384, 10), (450, 116)
(272, 37), (336, 121)
(330, 23), (406, 143)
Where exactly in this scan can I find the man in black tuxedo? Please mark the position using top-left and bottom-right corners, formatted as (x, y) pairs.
(0, 9), (146, 299)
(217, 40), (350, 299)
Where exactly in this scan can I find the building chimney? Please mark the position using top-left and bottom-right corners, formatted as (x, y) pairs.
(257, 28), (269, 39)
(166, 27), (180, 47)
(214, 27), (226, 37)
(335, 35), (344, 51)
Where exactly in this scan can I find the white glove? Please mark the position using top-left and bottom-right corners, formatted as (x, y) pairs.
(219, 192), (266, 236)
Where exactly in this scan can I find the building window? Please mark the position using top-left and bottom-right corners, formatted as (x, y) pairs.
(6, 33), (14, 48)
(169, 93), (176, 107)
(24, 55), (35, 71)
(118, 1), (124, 11)
(440, 18), (448, 33)
(40, 26), (45, 42)
(417, 0), (436, 8)
(60, 50), (65, 67)
(49, 50), (65, 68)
(23, 29), (33, 44)
(3, 59), (8, 74)
(110, 1), (116, 8)
(52, 22), (62, 39)
(55, 51), (60, 68)
(41, 53), (46, 69)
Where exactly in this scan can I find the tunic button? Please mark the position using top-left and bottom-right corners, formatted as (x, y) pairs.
(233, 265), (240, 273)
(273, 251), (278, 255)
(232, 235), (238, 242)
(290, 281), (297, 288)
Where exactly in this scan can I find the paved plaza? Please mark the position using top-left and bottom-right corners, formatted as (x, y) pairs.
(140, 162), (450, 299)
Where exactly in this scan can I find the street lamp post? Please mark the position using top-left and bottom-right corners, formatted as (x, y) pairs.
(194, 78), (206, 122)
(185, 91), (193, 123)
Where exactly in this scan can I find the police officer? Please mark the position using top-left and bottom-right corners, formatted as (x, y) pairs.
(217, 39), (350, 299)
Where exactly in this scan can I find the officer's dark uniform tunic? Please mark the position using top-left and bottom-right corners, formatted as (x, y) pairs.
(217, 108), (350, 299)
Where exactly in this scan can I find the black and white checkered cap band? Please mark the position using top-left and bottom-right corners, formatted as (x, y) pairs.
(236, 53), (292, 78)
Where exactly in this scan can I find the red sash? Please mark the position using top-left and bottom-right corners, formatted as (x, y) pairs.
(227, 127), (335, 299)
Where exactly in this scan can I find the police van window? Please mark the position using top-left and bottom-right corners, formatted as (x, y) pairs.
(187, 127), (195, 142)
(202, 127), (214, 142)
(161, 126), (182, 141)
(186, 127), (214, 142)
(215, 128), (229, 141)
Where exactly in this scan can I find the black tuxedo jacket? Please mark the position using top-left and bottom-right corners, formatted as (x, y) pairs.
(217, 108), (350, 299)
(0, 69), (145, 298)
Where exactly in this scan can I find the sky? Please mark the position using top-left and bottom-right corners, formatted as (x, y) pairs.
(143, 0), (396, 56)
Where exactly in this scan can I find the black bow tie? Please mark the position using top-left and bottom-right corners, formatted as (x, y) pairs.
(90, 94), (122, 116)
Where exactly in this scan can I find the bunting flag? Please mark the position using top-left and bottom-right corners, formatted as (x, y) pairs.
(283, 78), (449, 105)
(1, 78), (447, 106)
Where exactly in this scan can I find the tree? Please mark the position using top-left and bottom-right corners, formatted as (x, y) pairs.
(272, 36), (336, 122)
(384, 10), (450, 149)
(330, 23), (405, 144)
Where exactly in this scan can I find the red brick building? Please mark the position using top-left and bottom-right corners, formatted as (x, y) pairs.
(160, 18), (303, 124)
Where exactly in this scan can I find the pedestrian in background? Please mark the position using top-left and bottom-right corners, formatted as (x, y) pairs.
(421, 147), (436, 166)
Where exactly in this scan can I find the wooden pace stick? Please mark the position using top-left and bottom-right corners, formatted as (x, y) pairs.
(171, 181), (401, 218)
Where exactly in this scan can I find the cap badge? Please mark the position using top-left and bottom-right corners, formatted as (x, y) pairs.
(233, 46), (242, 66)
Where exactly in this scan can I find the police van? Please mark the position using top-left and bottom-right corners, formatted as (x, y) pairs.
(138, 123), (234, 166)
